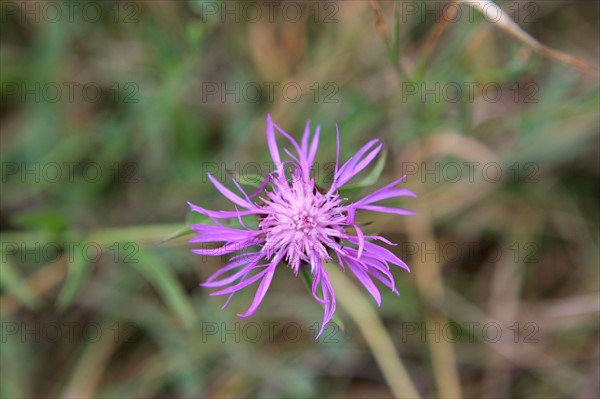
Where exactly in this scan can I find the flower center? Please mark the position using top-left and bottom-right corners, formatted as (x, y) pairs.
(292, 210), (317, 234)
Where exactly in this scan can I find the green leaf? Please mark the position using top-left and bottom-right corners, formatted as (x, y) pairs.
(299, 266), (313, 291)
(132, 247), (197, 330)
(56, 245), (91, 310)
(0, 258), (39, 310)
(186, 211), (210, 225)
(11, 210), (68, 236)
(224, 170), (264, 188)
(353, 148), (388, 187)
(338, 149), (387, 198)
(160, 225), (194, 245)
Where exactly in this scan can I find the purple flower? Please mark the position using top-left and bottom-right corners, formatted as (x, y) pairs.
(188, 114), (415, 337)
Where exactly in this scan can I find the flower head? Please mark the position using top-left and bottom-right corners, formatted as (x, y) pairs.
(259, 173), (346, 273)
(188, 114), (415, 337)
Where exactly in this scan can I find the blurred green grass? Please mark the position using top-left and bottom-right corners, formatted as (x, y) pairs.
(1, 1), (599, 398)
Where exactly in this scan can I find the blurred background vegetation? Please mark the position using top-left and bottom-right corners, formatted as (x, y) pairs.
(1, 0), (598, 398)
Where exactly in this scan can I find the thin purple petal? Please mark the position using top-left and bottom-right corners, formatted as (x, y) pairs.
(237, 261), (278, 317)
(357, 204), (416, 216)
(307, 125), (320, 166)
(266, 114), (281, 171)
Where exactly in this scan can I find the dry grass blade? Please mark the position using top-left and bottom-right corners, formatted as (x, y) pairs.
(399, 142), (464, 398)
(484, 221), (543, 397)
(370, 0), (389, 45)
(406, 200), (464, 399)
(0, 257), (68, 317)
(61, 321), (121, 399)
(443, 288), (588, 397)
(328, 266), (421, 399)
(420, 1), (459, 61)
(458, 0), (599, 76)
